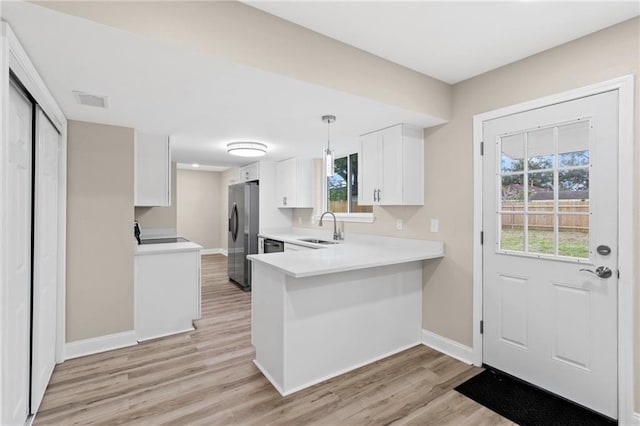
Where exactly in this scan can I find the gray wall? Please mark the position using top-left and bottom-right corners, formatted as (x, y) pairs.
(66, 120), (134, 342)
(177, 169), (222, 249)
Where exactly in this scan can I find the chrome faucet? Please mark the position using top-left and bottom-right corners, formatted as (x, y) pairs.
(319, 211), (343, 240)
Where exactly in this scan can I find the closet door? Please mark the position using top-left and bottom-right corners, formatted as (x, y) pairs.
(31, 108), (59, 413)
(5, 81), (32, 425)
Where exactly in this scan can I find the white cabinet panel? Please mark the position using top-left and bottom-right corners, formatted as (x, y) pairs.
(284, 242), (315, 252)
(359, 124), (424, 206)
(135, 249), (200, 341)
(135, 132), (170, 206)
(239, 162), (260, 182)
(381, 125), (404, 205)
(359, 132), (380, 206)
(276, 158), (312, 208)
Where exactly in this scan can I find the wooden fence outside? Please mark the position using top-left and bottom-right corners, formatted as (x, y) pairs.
(328, 200), (372, 213)
(501, 200), (589, 232)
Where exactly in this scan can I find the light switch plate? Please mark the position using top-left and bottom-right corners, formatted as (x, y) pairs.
(430, 218), (439, 233)
(396, 219), (403, 230)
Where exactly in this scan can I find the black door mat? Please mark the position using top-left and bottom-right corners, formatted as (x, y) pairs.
(454, 368), (617, 426)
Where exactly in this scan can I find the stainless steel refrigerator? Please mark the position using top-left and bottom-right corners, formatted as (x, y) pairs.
(228, 181), (259, 291)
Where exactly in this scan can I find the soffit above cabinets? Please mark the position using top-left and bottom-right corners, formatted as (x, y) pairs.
(243, 1), (640, 84)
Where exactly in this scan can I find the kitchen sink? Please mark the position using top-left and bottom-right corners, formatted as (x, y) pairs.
(297, 238), (338, 245)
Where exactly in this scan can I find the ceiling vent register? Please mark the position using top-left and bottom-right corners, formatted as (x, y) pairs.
(73, 90), (109, 108)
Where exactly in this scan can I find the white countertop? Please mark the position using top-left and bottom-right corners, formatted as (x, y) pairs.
(134, 240), (203, 256)
(249, 229), (444, 278)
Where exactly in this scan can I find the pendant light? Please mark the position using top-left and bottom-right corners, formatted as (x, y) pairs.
(322, 115), (336, 177)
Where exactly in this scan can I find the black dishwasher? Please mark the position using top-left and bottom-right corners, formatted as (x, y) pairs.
(264, 239), (284, 253)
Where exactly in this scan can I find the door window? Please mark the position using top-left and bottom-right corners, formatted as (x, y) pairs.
(498, 120), (590, 260)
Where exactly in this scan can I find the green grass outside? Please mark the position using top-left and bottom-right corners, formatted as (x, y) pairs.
(501, 228), (589, 258)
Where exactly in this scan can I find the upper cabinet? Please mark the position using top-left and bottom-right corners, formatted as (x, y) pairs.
(134, 132), (171, 207)
(359, 124), (424, 206)
(239, 162), (260, 182)
(276, 158), (313, 208)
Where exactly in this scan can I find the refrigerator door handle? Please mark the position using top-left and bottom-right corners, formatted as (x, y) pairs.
(232, 203), (239, 242)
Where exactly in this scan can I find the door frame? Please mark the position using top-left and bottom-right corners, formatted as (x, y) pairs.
(0, 22), (67, 422)
(472, 75), (635, 423)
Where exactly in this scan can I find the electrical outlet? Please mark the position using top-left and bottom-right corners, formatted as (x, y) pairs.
(430, 218), (439, 233)
(396, 219), (403, 230)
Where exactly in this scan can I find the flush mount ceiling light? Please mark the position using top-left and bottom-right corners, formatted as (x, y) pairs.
(322, 115), (336, 177)
(227, 141), (267, 157)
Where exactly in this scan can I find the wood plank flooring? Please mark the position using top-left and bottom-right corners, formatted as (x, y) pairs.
(35, 254), (514, 425)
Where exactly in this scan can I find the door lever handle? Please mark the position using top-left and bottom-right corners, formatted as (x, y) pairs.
(579, 266), (613, 279)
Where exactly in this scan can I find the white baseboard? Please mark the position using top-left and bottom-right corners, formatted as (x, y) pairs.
(421, 329), (474, 365)
(257, 341), (421, 396)
(65, 330), (137, 360)
(253, 360), (287, 395)
(201, 248), (227, 256)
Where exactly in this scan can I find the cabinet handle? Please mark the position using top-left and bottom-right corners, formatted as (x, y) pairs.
(377, 189), (381, 202)
(283, 196), (287, 206)
(373, 189), (377, 202)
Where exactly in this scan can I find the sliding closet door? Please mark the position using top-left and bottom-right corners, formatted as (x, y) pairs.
(31, 107), (59, 413)
(5, 81), (32, 425)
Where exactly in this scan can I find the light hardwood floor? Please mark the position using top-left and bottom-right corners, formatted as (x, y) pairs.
(35, 254), (514, 425)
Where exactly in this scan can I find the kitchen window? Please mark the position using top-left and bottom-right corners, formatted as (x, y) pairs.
(323, 153), (374, 222)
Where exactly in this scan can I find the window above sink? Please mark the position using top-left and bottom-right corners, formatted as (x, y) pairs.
(322, 152), (375, 223)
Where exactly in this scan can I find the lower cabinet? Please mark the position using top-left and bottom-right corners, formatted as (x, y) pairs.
(284, 242), (316, 252)
(135, 249), (201, 341)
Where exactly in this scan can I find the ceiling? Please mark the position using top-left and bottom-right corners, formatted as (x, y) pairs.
(3, 1), (638, 168)
(245, 1), (639, 84)
(3, 1), (443, 167)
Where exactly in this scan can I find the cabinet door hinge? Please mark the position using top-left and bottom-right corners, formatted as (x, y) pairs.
(480, 231), (484, 245)
(480, 320), (484, 334)
(480, 141), (484, 156)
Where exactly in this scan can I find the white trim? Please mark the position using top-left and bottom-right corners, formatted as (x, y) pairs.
(472, 75), (635, 424)
(135, 327), (194, 343)
(56, 122), (67, 363)
(312, 213), (375, 224)
(258, 342), (421, 396)
(200, 248), (227, 256)
(253, 360), (286, 396)
(421, 329), (473, 365)
(64, 331), (138, 360)
(3, 25), (65, 131)
(176, 163), (229, 172)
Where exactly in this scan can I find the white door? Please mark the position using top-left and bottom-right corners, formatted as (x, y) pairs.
(31, 108), (59, 413)
(482, 90), (618, 418)
(5, 81), (33, 425)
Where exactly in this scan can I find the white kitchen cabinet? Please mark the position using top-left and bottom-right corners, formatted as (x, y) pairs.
(359, 124), (424, 206)
(239, 162), (260, 182)
(135, 245), (201, 341)
(135, 132), (171, 206)
(276, 158), (312, 208)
